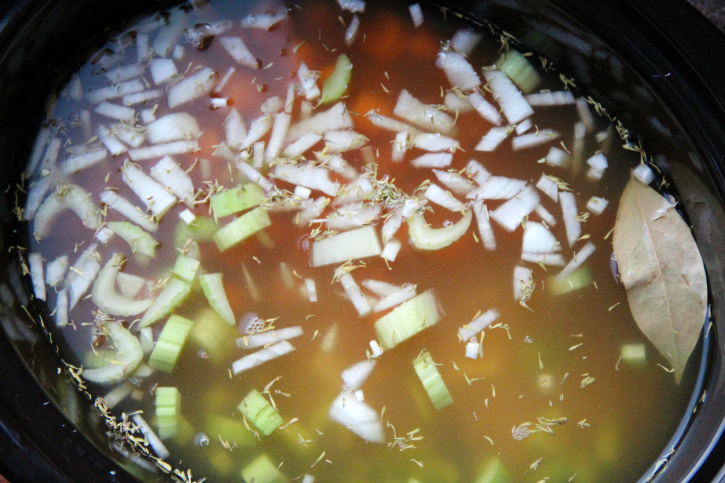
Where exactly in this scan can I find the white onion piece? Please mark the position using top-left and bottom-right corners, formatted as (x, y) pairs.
(556, 242), (596, 280)
(521, 252), (565, 266)
(339, 272), (371, 317)
(559, 191), (581, 247)
(512, 129), (560, 150)
(97, 125), (127, 156)
(366, 112), (420, 135)
(329, 392), (384, 443)
(136, 33), (150, 61)
(104, 63), (144, 83)
(408, 209), (472, 250)
(362, 279), (403, 298)
(46, 255), (69, 287)
(450, 29), (482, 55)
(146, 113), (200, 144)
(324, 203), (381, 231)
(334, 178), (374, 206)
(513, 266), (533, 301)
(99, 190), (158, 232)
(94, 102), (135, 122)
(149, 58), (177, 85)
(409, 3), (423, 27)
(132, 414), (170, 459)
(516, 118), (533, 135)
(490, 185), (540, 232)
(381, 209), (403, 244)
(424, 184), (466, 212)
(525, 91), (575, 106)
(410, 132), (459, 152)
(324, 154), (358, 180)
(337, 0), (366, 13)
(381, 239), (402, 262)
(287, 103), (353, 142)
(546, 146), (570, 168)
(466, 160), (491, 186)
(374, 285), (417, 313)
(232, 341), (296, 375)
(433, 169), (474, 195)
(111, 123), (145, 147)
(34, 184), (100, 239)
(341, 360), (377, 390)
(535, 174), (558, 202)
(122, 89), (163, 106)
(295, 196), (329, 227)
(28, 253), (45, 301)
(369, 340), (384, 357)
(394, 89), (454, 134)
(261, 95), (284, 114)
(459, 309), (499, 341)
(465, 340), (480, 359)
(103, 382), (134, 409)
(225, 108), (247, 150)
(534, 204), (557, 226)
(265, 113), (292, 163)
(273, 164), (339, 196)
(152, 9), (187, 58)
(236, 326), (304, 350)
(92, 255), (153, 316)
(282, 133), (322, 158)
(149, 156), (195, 208)
(25, 128), (53, 177)
(392, 131), (408, 162)
(298, 62), (321, 101)
(586, 196), (609, 216)
(127, 140), (200, 161)
(294, 186), (312, 199)
(168, 67), (219, 108)
(241, 11), (287, 29)
(61, 148), (108, 175)
(87, 79), (145, 104)
(237, 161), (275, 192)
(241, 114), (274, 149)
(475, 127), (510, 152)
(522, 221), (560, 254)
(121, 161), (177, 218)
(345, 15), (361, 46)
(576, 97), (596, 132)
(466, 176), (526, 200)
(325, 130), (367, 153)
(467, 91), (502, 126)
(24, 172), (57, 222)
(311, 226), (381, 267)
(67, 254), (101, 310)
(436, 51), (481, 91)
(54, 289), (69, 326)
(483, 70), (534, 124)
(305, 279), (317, 302)
(472, 200), (496, 250)
(444, 91), (474, 113)
(411, 152), (452, 168)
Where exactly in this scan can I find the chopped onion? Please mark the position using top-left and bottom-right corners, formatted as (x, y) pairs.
(576, 97), (596, 132)
(465, 340), (480, 359)
(328, 392), (384, 443)
(392, 131), (408, 162)
(444, 91), (474, 114)
(97, 125), (127, 156)
(325, 153), (358, 179)
(236, 326), (304, 349)
(241, 11), (288, 29)
(104, 63), (144, 83)
(411, 152), (452, 168)
(545, 146), (570, 168)
(424, 184), (466, 212)
(633, 163), (655, 185)
(273, 164), (339, 196)
(557, 242), (596, 280)
(95, 227), (115, 244)
(152, 9), (187, 58)
(369, 340), (383, 357)
(511, 129), (560, 151)
(112, 123), (145, 147)
(132, 414), (170, 459)
(381, 239), (402, 262)
(513, 266), (533, 301)
(324, 203), (381, 230)
(121, 160), (177, 219)
(168, 67), (219, 108)
(341, 360), (377, 390)
(34, 184), (101, 239)
(24, 172), (57, 222)
(99, 190), (158, 232)
(525, 91), (575, 106)
(433, 169), (474, 195)
(362, 279), (403, 297)
(231, 341), (296, 375)
(295, 196), (330, 226)
(179, 209), (196, 224)
(149, 58), (178, 85)
(382, 209), (403, 244)
(459, 309), (499, 341)
(146, 113), (200, 144)
(394, 89), (454, 134)
(436, 51), (481, 91)
(122, 89), (163, 106)
(216, 67), (236, 94)
(374, 285), (417, 313)
(127, 140), (200, 161)
(586, 196), (609, 216)
(337, 0), (366, 12)
(521, 252), (565, 266)
(586, 153), (608, 181)
(294, 186), (312, 199)
(305, 279), (317, 302)
(67, 251), (101, 310)
(282, 133), (322, 158)
(61, 148), (108, 175)
(475, 127), (510, 152)
(466, 176), (526, 200)
(472, 200), (496, 250)
(54, 289), (68, 326)
(345, 15), (361, 46)
(28, 253), (45, 301)
(522, 221), (560, 254)
(410, 132), (459, 152)
(409, 3), (423, 27)
(237, 160), (275, 192)
(559, 191), (581, 247)
(334, 178), (374, 206)
(46, 255), (69, 287)
(298, 61), (321, 101)
(467, 91), (502, 126)
(94, 102), (135, 122)
(325, 130), (367, 153)
(516, 118), (533, 135)
(535, 174), (558, 202)
(311, 225), (381, 266)
(483, 70), (534, 124)
(265, 113), (292, 163)
(450, 29), (482, 56)
(366, 112), (420, 135)
(339, 272), (371, 317)
(87, 79), (145, 104)
(149, 156), (195, 208)
(490, 185), (540, 232)
(287, 102), (353, 142)
(534, 204), (557, 226)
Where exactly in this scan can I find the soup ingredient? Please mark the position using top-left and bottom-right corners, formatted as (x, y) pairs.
(237, 389), (284, 436)
(148, 314), (194, 373)
(321, 54), (352, 104)
(82, 322), (143, 384)
(613, 175), (707, 382)
(413, 351), (453, 410)
(155, 386), (181, 439)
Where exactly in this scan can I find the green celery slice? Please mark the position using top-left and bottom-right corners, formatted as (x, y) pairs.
(199, 273), (235, 325)
(172, 254), (200, 284)
(374, 289), (442, 349)
(155, 387), (180, 440)
(321, 54), (352, 104)
(108, 221), (157, 258)
(413, 351), (454, 411)
(408, 210), (472, 251)
(148, 314), (194, 373)
(237, 389), (284, 436)
(189, 308), (236, 359)
(139, 276), (192, 328)
(214, 208), (272, 252)
(241, 454), (287, 483)
(174, 216), (219, 248)
(210, 183), (265, 218)
(497, 49), (541, 94)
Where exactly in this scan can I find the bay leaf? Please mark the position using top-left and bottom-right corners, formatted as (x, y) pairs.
(613, 175), (707, 383)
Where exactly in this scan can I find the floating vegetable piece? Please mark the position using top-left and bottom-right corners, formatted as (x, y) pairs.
(199, 273), (235, 325)
(91, 254), (153, 316)
(408, 209), (472, 250)
(321, 54), (352, 104)
(82, 322), (143, 384)
(374, 289), (442, 349)
(238, 389), (284, 436)
(107, 221), (157, 258)
(148, 314), (194, 373)
(33, 184), (100, 239)
(613, 175), (707, 383)
(413, 351), (453, 410)
(139, 276), (192, 328)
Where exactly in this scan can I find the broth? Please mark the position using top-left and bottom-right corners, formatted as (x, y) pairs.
(21, 1), (702, 482)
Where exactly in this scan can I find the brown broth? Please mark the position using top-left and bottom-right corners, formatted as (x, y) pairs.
(27, 1), (701, 482)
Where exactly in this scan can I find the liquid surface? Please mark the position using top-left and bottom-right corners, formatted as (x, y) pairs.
(23, 1), (700, 482)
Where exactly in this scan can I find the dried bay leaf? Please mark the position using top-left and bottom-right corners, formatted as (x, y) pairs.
(613, 175), (707, 383)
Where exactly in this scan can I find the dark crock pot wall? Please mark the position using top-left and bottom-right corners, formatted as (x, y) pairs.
(1, 0), (725, 482)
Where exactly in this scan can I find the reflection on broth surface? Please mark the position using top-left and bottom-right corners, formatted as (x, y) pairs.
(21, 0), (705, 482)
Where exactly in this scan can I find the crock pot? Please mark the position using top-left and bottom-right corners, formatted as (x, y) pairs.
(1, 0), (724, 482)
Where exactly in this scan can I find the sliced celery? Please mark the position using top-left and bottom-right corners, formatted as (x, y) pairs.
(237, 389), (284, 436)
(172, 254), (200, 284)
(155, 386), (180, 440)
(82, 322), (143, 384)
(408, 210), (472, 251)
(107, 221), (157, 258)
(321, 54), (352, 104)
(205, 414), (256, 448)
(214, 208), (271, 252)
(189, 308), (236, 359)
(242, 455), (287, 483)
(174, 216), (219, 248)
(139, 276), (192, 328)
(91, 254), (153, 317)
(474, 455), (511, 483)
(497, 50), (541, 94)
(413, 351), (453, 411)
(210, 183), (265, 218)
(199, 273), (235, 325)
(148, 314), (194, 373)
(374, 289), (442, 349)
(548, 266), (593, 295)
